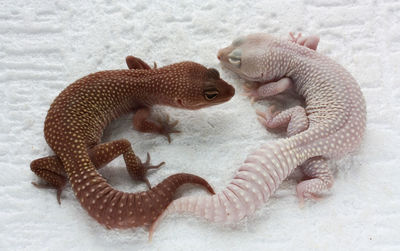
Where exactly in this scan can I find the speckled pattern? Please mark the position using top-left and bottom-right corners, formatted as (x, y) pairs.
(30, 58), (234, 229)
(150, 33), (366, 233)
(2, 0), (400, 250)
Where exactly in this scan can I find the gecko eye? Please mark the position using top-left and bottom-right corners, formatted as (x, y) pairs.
(228, 49), (241, 67)
(228, 57), (241, 66)
(204, 90), (219, 100)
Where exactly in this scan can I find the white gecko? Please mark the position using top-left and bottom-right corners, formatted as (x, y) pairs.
(150, 33), (366, 237)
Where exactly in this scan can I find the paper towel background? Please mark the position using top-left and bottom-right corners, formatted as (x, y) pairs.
(1, 0), (399, 250)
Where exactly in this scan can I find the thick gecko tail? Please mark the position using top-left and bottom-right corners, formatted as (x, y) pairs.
(155, 173), (215, 195)
(149, 202), (175, 241)
(67, 150), (216, 230)
(148, 174), (214, 241)
(149, 137), (309, 239)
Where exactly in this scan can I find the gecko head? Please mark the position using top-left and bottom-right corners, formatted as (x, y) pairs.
(162, 62), (235, 110)
(217, 33), (279, 82)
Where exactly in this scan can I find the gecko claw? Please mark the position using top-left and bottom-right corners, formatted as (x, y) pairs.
(256, 106), (279, 130)
(144, 152), (165, 171)
(255, 109), (266, 117)
(288, 32), (319, 50)
(56, 187), (63, 204)
(157, 115), (181, 143)
(243, 83), (260, 103)
(256, 105), (276, 119)
(32, 181), (65, 205)
(297, 192), (322, 208)
(296, 183), (324, 207)
(143, 178), (152, 189)
(289, 32), (302, 43)
(136, 153), (165, 189)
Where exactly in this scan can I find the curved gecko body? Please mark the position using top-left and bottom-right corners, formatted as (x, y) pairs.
(30, 57), (235, 229)
(150, 33), (366, 235)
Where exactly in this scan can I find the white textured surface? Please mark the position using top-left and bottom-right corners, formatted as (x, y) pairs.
(1, 1), (399, 250)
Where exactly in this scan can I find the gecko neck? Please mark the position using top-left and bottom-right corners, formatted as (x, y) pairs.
(121, 68), (185, 107)
(262, 41), (294, 82)
(282, 44), (322, 97)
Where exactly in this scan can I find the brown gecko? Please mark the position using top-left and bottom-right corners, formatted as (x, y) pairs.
(30, 56), (235, 229)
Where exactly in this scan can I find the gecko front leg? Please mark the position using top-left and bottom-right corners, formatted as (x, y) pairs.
(244, 77), (293, 103)
(297, 157), (334, 204)
(31, 139), (165, 203)
(133, 107), (180, 143)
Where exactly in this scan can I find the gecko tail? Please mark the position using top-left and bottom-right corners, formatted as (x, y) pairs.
(149, 138), (306, 240)
(148, 174), (215, 241)
(148, 195), (208, 241)
(148, 203), (172, 241)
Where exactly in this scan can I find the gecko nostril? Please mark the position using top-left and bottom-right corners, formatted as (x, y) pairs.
(217, 50), (223, 60)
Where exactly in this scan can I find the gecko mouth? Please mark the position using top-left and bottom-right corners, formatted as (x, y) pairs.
(240, 73), (260, 82)
(175, 99), (202, 110)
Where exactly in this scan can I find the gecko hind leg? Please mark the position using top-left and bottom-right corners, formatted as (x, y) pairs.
(88, 139), (165, 189)
(296, 157), (334, 205)
(31, 139), (164, 203)
(30, 156), (67, 204)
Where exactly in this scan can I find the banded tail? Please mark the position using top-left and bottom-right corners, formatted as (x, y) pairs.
(65, 153), (214, 229)
(150, 136), (310, 239)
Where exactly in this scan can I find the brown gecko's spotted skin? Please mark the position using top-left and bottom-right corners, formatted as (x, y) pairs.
(30, 56), (235, 229)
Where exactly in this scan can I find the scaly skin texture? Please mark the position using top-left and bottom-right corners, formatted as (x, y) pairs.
(150, 33), (366, 237)
(30, 56), (235, 229)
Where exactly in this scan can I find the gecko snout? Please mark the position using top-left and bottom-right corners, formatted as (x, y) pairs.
(217, 50), (222, 60)
(217, 48), (229, 61)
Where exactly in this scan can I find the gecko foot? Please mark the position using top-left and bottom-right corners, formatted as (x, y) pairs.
(32, 181), (66, 205)
(289, 32), (302, 43)
(136, 153), (165, 189)
(157, 115), (181, 143)
(296, 180), (325, 207)
(255, 106), (279, 129)
(297, 190), (323, 208)
(243, 83), (260, 104)
(289, 32), (319, 50)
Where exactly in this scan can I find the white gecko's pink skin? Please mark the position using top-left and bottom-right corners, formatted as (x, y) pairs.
(149, 33), (366, 238)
